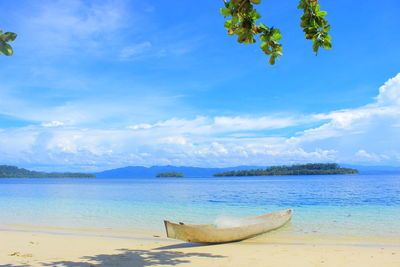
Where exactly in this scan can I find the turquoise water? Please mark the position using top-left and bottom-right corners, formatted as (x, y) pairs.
(0, 174), (399, 237)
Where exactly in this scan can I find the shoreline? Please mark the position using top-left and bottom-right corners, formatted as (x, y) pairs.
(2, 222), (400, 246)
(1, 227), (399, 267)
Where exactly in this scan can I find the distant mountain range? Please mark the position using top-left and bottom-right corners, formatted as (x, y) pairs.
(2, 164), (400, 179)
(342, 164), (400, 175)
(94, 164), (400, 178)
(94, 165), (262, 178)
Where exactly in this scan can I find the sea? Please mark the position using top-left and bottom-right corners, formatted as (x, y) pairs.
(0, 174), (399, 239)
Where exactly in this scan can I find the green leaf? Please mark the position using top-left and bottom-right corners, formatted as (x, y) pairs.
(325, 34), (332, 41)
(317, 11), (327, 17)
(0, 41), (13, 56)
(1, 32), (17, 42)
(269, 56), (276, 65)
(250, 0), (261, 4)
(260, 42), (268, 49)
(232, 15), (238, 24)
(323, 41), (332, 49)
(312, 41), (319, 53)
(323, 25), (331, 32)
(220, 8), (231, 17)
(250, 10), (261, 20)
(224, 20), (233, 29)
(272, 32), (282, 41)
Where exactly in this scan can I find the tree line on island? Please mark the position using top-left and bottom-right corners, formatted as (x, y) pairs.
(156, 172), (185, 177)
(0, 165), (95, 178)
(213, 163), (358, 177)
(155, 163), (358, 177)
(0, 163), (358, 178)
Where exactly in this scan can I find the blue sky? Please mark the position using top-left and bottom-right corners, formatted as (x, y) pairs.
(0, 0), (400, 171)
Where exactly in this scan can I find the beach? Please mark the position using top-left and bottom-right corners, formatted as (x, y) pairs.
(1, 225), (399, 267)
(1, 175), (399, 266)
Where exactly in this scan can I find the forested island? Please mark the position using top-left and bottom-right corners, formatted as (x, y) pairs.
(156, 172), (185, 177)
(213, 163), (358, 177)
(0, 165), (95, 178)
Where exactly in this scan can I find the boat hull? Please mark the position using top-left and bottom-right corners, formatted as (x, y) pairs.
(164, 209), (292, 243)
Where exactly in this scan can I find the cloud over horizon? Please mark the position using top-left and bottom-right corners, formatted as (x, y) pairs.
(1, 74), (400, 172)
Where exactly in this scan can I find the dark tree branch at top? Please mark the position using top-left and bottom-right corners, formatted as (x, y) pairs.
(221, 0), (332, 65)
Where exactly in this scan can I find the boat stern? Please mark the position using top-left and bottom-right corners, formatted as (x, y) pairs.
(164, 220), (176, 239)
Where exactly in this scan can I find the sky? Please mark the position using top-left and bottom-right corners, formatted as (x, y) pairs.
(0, 0), (400, 172)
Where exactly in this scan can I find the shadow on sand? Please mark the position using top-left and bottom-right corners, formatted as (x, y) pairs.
(30, 248), (225, 267)
(153, 242), (225, 250)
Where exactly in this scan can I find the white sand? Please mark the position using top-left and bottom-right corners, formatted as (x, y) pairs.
(1, 225), (399, 267)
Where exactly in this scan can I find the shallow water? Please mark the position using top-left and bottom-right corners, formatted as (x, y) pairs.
(0, 174), (399, 237)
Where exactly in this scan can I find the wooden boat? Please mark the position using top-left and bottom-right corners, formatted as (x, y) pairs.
(164, 209), (292, 243)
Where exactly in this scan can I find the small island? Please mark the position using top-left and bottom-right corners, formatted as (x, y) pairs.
(156, 172), (185, 178)
(0, 165), (95, 178)
(213, 163), (358, 177)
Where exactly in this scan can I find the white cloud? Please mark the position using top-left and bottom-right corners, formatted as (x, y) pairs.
(126, 115), (309, 137)
(1, 73), (400, 171)
(159, 136), (187, 145)
(376, 73), (400, 105)
(213, 116), (303, 131)
(41, 121), (66, 127)
(127, 123), (153, 130)
(287, 73), (400, 165)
